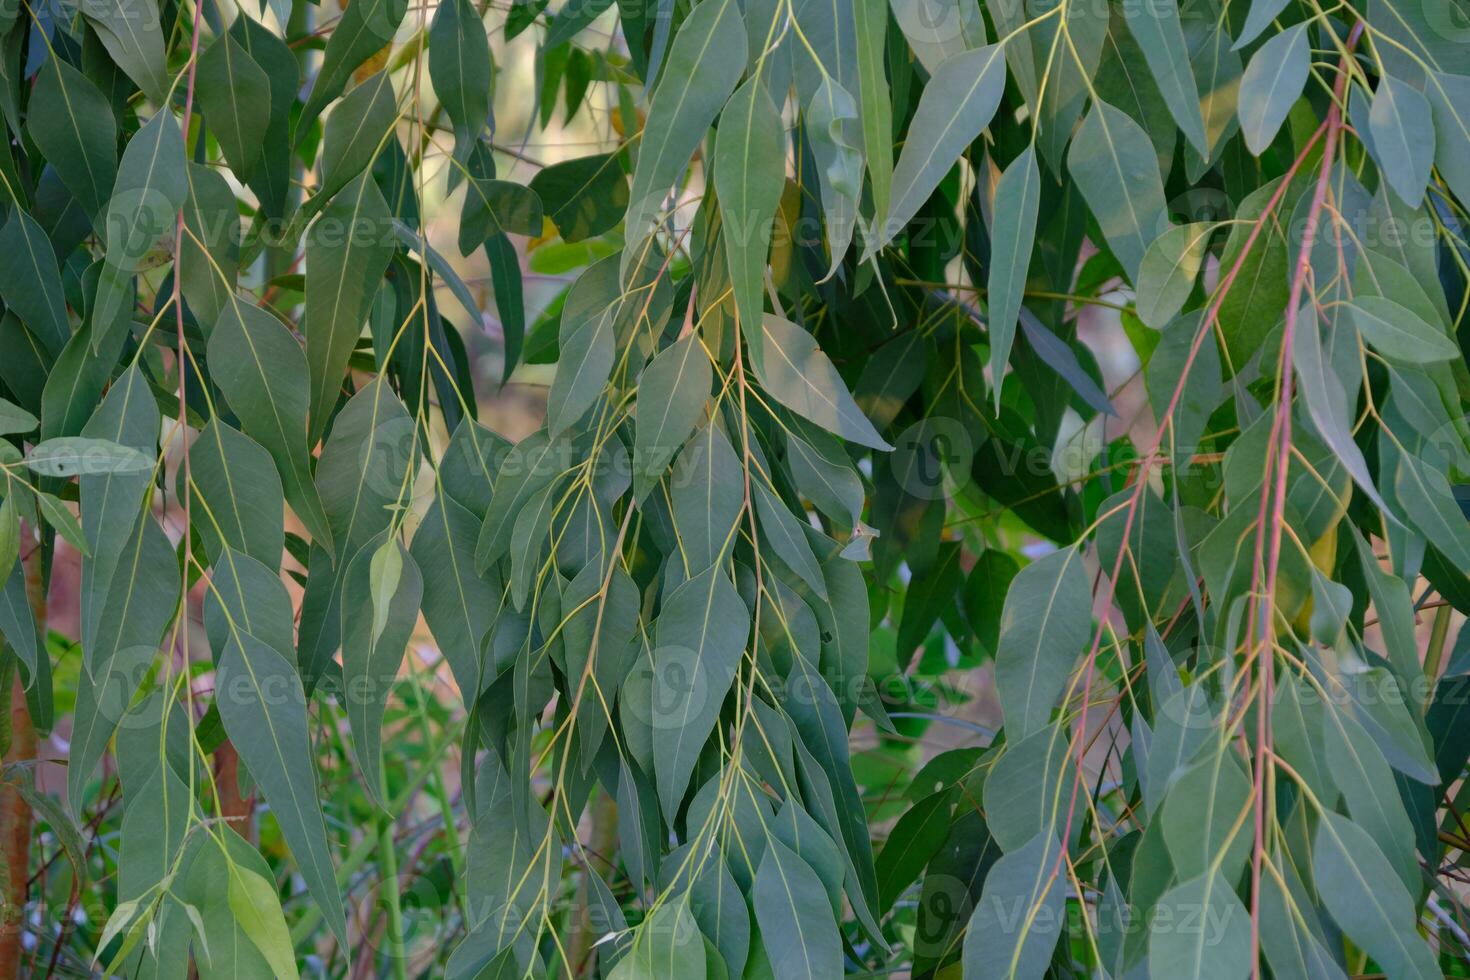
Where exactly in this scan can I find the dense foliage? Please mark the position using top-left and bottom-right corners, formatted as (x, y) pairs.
(1, 0), (1470, 975)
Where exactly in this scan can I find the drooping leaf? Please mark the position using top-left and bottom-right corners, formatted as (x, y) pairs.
(304, 173), (395, 443)
(633, 333), (712, 497)
(196, 34), (272, 183)
(1238, 25), (1310, 155)
(994, 547), (1091, 739)
(297, 0), (409, 139)
(714, 76), (784, 350)
(214, 628), (348, 946)
(208, 298), (334, 551)
(1146, 871), (1252, 980)
(1369, 74), (1436, 207)
(430, 0), (493, 167)
(961, 831), (1066, 980)
(28, 56), (118, 218)
(1312, 810), (1440, 979)
(0, 208), (69, 357)
(753, 837), (842, 980)
(623, 0), (747, 273)
(1066, 99), (1169, 280)
(986, 146), (1040, 406)
(877, 44), (1006, 252)
(81, 0), (169, 103)
(754, 315), (891, 451)
(1121, 0), (1207, 154)
(652, 563), (749, 819)
(341, 535), (423, 805)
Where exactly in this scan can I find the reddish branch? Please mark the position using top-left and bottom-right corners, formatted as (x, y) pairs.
(1046, 37), (1357, 957)
(1245, 22), (1364, 972)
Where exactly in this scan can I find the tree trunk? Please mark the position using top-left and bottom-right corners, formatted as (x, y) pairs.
(0, 673), (35, 976)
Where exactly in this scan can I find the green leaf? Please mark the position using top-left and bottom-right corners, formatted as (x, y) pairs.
(1369, 74), (1436, 207)
(0, 492), (16, 585)
(208, 298), (335, 552)
(1121, 0), (1207, 154)
(1217, 176), (1296, 364)
(528, 152), (630, 243)
(1160, 747), (1252, 882)
(995, 546), (1091, 739)
(196, 34), (272, 183)
(180, 163), (242, 329)
(806, 76), (864, 278)
(853, 0), (893, 221)
(81, 0), (169, 103)
(1147, 312), (1222, 465)
(1146, 871), (1251, 980)
(226, 863), (297, 979)
(544, 0), (615, 47)
(548, 304), (615, 437)
(342, 536), (422, 805)
(669, 422), (744, 574)
(35, 492), (85, 555)
(1238, 24), (1309, 155)
(188, 419), (285, 571)
(231, 15), (299, 218)
(623, 0), (746, 272)
(215, 628), (348, 945)
(316, 71), (399, 209)
(73, 367), (162, 679)
(475, 429), (571, 569)
(0, 397), (38, 436)
(714, 76), (783, 351)
(316, 377), (416, 563)
(1067, 99), (1169, 281)
(460, 172), (544, 250)
(24, 437), (153, 477)
(1234, 0), (1292, 49)
(1427, 72), (1470, 209)
(28, 56), (117, 218)
(304, 173), (394, 444)
(785, 424), (863, 528)
(634, 333), (712, 497)
(1344, 295), (1460, 363)
(1190, 22), (1244, 164)
(652, 563), (748, 819)
(876, 788), (954, 912)
(412, 489), (498, 698)
(1393, 450), (1470, 568)
(754, 315), (891, 451)
(987, 146), (1040, 407)
(1293, 299), (1386, 512)
(0, 208), (69, 357)
(1313, 810), (1441, 980)
(297, 0), (409, 139)
(753, 837), (842, 980)
(429, 0), (493, 166)
(1321, 699), (1419, 892)
(1137, 223), (1213, 329)
(896, 540), (962, 657)
(751, 481), (826, 597)
(962, 832), (1066, 980)
(983, 724), (1078, 850)
(877, 44), (1006, 251)
(105, 107), (189, 272)
(608, 895), (706, 980)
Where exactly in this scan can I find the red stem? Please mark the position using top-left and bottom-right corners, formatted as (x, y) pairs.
(1245, 22), (1363, 974)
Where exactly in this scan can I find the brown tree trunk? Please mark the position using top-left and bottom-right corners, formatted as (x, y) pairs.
(0, 673), (35, 976)
(1, 543), (47, 975)
(214, 740), (255, 843)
